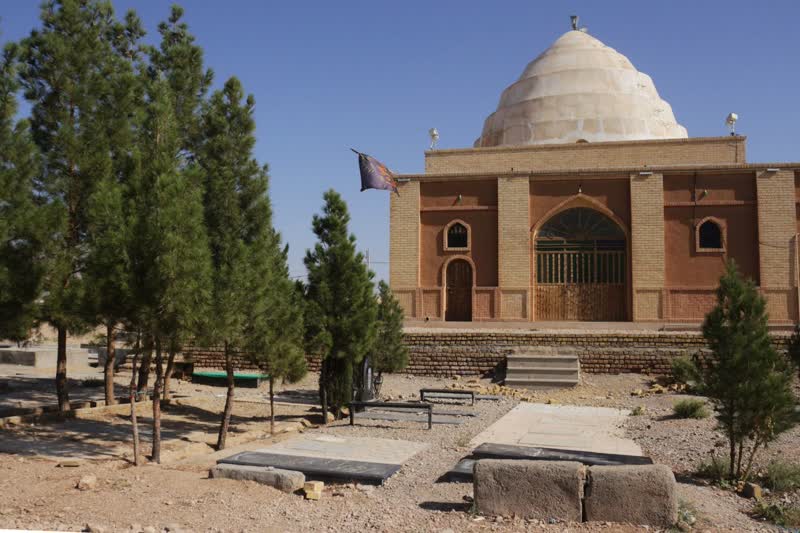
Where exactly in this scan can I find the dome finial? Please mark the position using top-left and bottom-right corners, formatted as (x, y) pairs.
(570, 15), (579, 31)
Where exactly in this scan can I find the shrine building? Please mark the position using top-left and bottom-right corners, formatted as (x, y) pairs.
(389, 27), (800, 323)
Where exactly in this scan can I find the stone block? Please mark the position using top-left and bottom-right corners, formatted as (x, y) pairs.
(209, 464), (304, 493)
(473, 459), (584, 520)
(585, 465), (677, 527)
(304, 480), (323, 500)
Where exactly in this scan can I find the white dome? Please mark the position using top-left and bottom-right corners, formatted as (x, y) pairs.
(475, 30), (688, 147)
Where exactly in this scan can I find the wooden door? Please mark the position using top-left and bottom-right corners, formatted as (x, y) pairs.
(445, 259), (472, 321)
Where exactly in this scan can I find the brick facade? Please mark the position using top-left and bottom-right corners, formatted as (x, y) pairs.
(630, 172), (665, 320)
(389, 180), (420, 316)
(390, 134), (799, 324)
(497, 177), (530, 319)
(425, 137), (745, 174)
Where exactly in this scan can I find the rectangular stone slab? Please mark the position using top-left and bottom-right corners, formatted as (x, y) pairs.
(356, 411), (464, 425)
(374, 407), (477, 417)
(218, 451), (399, 484)
(254, 435), (428, 465)
(473, 443), (653, 466)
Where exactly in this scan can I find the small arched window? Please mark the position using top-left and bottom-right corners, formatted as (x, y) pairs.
(445, 221), (470, 251)
(696, 217), (725, 252)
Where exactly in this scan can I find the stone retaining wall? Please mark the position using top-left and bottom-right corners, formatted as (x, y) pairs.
(184, 330), (792, 378)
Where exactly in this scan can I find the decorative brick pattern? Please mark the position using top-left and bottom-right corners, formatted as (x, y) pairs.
(630, 173), (665, 320)
(390, 180), (420, 316)
(425, 137), (745, 174)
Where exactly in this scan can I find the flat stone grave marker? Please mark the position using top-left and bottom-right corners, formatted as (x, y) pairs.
(218, 435), (428, 484)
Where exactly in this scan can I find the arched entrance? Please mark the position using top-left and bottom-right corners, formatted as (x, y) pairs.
(534, 207), (627, 321)
(445, 259), (472, 321)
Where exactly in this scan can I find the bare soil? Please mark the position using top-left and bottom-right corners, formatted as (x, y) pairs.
(0, 369), (791, 532)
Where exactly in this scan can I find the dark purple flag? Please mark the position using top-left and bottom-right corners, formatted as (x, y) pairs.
(352, 149), (398, 194)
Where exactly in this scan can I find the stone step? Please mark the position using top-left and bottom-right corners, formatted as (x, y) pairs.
(504, 377), (579, 389)
(506, 355), (579, 368)
(506, 367), (579, 380)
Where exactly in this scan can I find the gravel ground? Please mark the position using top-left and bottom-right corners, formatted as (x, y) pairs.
(0, 371), (794, 532)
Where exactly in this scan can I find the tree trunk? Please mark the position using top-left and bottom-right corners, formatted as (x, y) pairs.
(269, 375), (275, 435)
(320, 361), (328, 425)
(56, 326), (70, 412)
(728, 428), (736, 481)
(129, 336), (141, 467)
(741, 438), (764, 483)
(137, 344), (152, 394)
(163, 348), (176, 401)
(151, 338), (164, 464)
(104, 322), (116, 405)
(216, 341), (235, 450)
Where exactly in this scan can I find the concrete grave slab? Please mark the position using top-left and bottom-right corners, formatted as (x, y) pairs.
(470, 402), (642, 457)
(254, 435), (428, 464)
(218, 435), (428, 484)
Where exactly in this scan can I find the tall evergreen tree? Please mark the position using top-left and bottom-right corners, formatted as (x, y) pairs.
(19, 0), (130, 411)
(131, 79), (211, 463)
(82, 9), (146, 405)
(304, 190), (378, 418)
(370, 280), (408, 394)
(702, 260), (797, 481)
(246, 235), (306, 434)
(197, 77), (281, 449)
(0, 44), (46, 342)
(133, 4), (212, 394)
(147, 4), (212, 157)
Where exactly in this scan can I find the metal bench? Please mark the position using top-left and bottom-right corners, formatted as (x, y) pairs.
(349, 401), (433, 429)
(419, 388), (475, 406)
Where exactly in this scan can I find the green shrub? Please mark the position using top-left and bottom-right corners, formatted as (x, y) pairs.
(752, 502), (800, 527)
(630, 405), (646, 416)
(697, 455), (730, 483)
(763, 460), (800, 492)
(671, 355), (701, 386)
(673, 398), (710, 419)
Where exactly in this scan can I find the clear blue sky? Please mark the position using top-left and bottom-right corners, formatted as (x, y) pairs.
(2, 1), (799, 281)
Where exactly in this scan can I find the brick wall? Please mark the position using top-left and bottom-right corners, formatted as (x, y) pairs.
(185, 331), (792, 379)
(756, 170), (798, 322)
(400, 331), (792, 378)
(425, 137), (746, 174)
(630, 172), (665, 320)
(497, 177), (530, 319)
(390, 180), (420, 317)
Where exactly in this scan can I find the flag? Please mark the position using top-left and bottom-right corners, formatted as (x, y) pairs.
(352, 149), (398, 194)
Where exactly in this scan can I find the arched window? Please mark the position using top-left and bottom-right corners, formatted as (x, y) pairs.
(445, 221), (470, 251)
(696, 217), (725, 252)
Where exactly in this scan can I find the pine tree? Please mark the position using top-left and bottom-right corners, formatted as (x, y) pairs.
(147, 4), (213, 157)
(245, 235), (306, 434)
(134, 5), (212, 395)
(0, 44), (45, 342)
(82, 10), (146, 405)
(197, 77), (279, 449)
(370, 280), (408, 395)
(19, 0), (130, 411)
(701, 260), (797, 481)
(304, 190), (378, 418)
(131, 78), (211, 463)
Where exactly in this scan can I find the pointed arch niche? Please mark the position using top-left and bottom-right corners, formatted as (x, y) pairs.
(531, 194), (630, 321)
(444, 219), (471, 252)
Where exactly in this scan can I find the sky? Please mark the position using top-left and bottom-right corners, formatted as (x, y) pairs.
(2, 1), (799, 282)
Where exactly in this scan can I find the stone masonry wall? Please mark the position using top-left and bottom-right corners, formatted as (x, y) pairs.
(185, 331), (791, 379)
